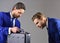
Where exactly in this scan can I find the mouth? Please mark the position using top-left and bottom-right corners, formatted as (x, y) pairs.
(37, 26), (42, 29)
(38, 24), (46, 29)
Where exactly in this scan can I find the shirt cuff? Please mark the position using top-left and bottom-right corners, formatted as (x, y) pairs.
(8, 28), (12, 34)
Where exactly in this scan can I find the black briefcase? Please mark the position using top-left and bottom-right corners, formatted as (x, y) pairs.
(7, 32), (30, 43)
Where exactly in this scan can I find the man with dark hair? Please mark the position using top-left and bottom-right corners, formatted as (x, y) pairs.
(32, 12), (60, 43)
(12, 2), (25, 10)
(0, 2), (26, 43)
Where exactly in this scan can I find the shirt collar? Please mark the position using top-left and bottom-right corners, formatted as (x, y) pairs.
(10, 12), (13, 18)
(46, 18), (48, 29)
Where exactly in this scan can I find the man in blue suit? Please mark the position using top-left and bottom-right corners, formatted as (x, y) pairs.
(0, 2), (26, 43)
(32, 12), (60, 43)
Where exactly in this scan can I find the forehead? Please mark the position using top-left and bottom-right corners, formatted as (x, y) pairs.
(17, 9), (24, 11)
(34, 18), (40, 24)
(16, 9), (25, 14)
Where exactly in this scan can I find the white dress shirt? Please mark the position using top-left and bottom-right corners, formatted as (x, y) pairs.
(9, 12), (16, 34)
(46, 18), (48, 29)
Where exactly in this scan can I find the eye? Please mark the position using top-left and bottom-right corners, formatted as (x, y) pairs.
(36, 22), (39, 25)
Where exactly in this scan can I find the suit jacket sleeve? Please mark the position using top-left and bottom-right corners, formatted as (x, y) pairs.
(56, 19), (60, 35)
(0, 12), (9, 36)
(54, 19), (60, 43)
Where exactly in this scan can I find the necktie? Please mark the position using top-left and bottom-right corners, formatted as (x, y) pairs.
(11, 18), (16, 27)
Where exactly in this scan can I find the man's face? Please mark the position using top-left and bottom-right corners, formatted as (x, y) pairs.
(12, 8), (25, 18)
(33, 18), (46, 29)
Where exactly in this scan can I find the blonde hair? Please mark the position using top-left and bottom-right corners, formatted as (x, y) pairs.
(32, 12), (46, 21)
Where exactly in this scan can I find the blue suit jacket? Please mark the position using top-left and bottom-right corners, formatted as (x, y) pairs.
(48, 17), (60, 43)
(0, 12), (20, 43)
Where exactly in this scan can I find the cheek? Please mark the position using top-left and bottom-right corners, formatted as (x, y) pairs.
(41, 20), (45, 24)
(14, 13), (18, 16)
(43, 21), (46, 24)
(14, 11), (18, 14)
(15, 12), (19, 15)
(41, 21), (46, 26)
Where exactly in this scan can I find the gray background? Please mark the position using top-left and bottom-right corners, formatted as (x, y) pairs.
(0, 0), (60, 43)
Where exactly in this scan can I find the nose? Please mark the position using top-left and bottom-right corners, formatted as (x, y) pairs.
(18, 12), (22, 14)
(36, 24), (41, 28)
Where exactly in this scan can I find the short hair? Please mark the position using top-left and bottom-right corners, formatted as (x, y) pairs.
(12, 2), (26, 10)
(32, 12), (44, 21)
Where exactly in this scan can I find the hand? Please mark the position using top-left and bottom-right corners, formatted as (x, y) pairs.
(10, 27), (20, 33)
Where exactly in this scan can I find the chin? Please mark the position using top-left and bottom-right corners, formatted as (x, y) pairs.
(15, 16), (20, 18)
(38, 27), (42, 29)
(39, 26), (45, 29)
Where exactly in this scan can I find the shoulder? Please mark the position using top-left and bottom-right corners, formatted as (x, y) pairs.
(48, 17), (60, 24)
(48, 17), (56, 22)
(0, 12), (10, 15)
(0, 12), (4, 17)
(0, 12), (10, 17)
(48, 17), (60, 21)
(50, 18), (60, 25)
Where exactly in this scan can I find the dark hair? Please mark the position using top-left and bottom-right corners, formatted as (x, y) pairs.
(32, 12), (43, 21)
(12, 2), (26, 10)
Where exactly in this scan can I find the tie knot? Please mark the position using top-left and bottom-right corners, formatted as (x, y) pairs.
(12, 18), (16, 21)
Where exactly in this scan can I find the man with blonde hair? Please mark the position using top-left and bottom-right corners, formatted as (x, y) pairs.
(32, 12), (60, 43)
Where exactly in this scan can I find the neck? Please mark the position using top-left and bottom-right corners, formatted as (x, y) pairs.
(11, 11), (14, 15)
